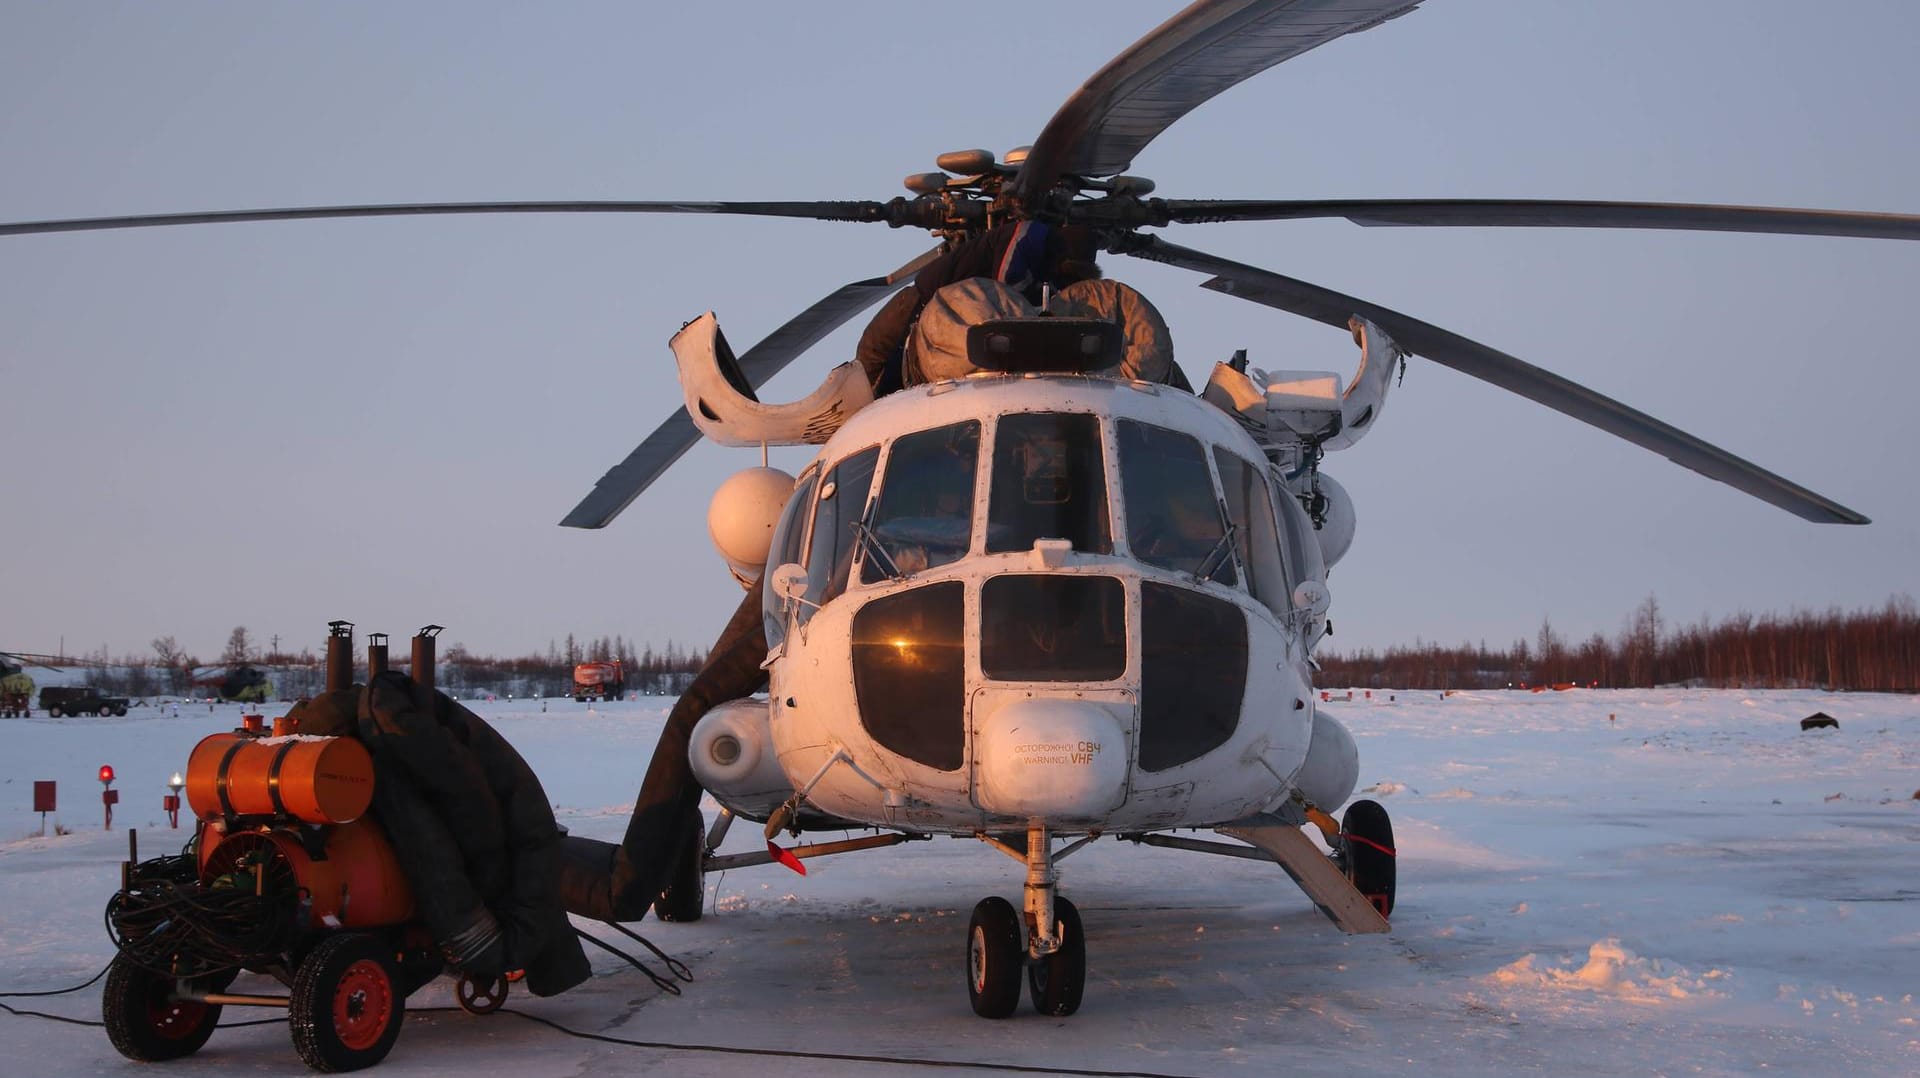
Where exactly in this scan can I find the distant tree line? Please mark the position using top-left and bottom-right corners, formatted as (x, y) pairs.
(1317, 594), (1920, 692)
(59, 627), (708, 702)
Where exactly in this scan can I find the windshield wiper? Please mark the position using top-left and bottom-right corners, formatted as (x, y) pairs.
(1192, 522), (1238, 584)
(852, 520), (904, 582)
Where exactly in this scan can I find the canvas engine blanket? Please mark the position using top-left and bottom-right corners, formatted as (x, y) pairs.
(289, 675), (590, 996)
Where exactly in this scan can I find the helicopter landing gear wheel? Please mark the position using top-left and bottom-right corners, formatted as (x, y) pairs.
(654, 813), (707, 923)
(1026, 894), (1085, 1016)
(102, 954), (222, 1061)
(966, 896), (1024, 1018)
(1341, 799), (1397, 919)
(290, 932), (405, 1072)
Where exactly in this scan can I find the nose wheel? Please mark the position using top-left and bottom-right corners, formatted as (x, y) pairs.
(1026, 895), (1084, 1016)
(965, 826), (1089, 1018)
(965, 894), (1087, 1018)
(966, 897), (1024, 1018)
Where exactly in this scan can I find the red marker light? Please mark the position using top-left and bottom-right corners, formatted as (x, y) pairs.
(98, 765), (115, 785)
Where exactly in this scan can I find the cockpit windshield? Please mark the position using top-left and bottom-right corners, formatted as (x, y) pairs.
(1213, 448), (1291, 616)
(804, 446), (879, 609)
(1116, 419), (1236, 586)
(986, 412), (1112, 555)
(864, 421), (980, 583)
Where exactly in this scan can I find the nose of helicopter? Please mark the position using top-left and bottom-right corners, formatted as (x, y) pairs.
(973, 696), (1129, 821)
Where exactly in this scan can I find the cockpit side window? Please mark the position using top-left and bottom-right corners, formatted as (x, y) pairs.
(803, 446), (879, 611)
(985, 413), (1112, 555)
(1214, 449), (1290, 617)
(763, 468), (818, 644)
(863, 421), (980, 584)
(1116, 420), (1236, 587)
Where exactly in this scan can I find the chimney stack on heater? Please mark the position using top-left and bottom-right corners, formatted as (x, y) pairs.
(326, 621), (353, 694)
(413, 625), (443, 696)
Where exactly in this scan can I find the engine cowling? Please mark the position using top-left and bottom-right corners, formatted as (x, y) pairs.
(1313, 471), (1357, 569)
(687, 697), (793, 821)
(1293, 709), (1359, 812)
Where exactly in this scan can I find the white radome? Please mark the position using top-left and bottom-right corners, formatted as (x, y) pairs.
(706, 466), (796, 583)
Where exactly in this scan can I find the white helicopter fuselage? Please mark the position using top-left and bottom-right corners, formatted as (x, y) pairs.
(696, 371), (1358, 837)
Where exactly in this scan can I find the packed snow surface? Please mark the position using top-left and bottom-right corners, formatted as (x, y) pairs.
(2, 689), (1915, 1075)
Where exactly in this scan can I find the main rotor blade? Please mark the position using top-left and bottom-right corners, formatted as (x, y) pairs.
(1010, 0), (1421, 205)
(0, 200), (892, 237)
(1117, 235), (1869, 525)
(1155, 198), (1920, 240)
(558, 247), (942, 530)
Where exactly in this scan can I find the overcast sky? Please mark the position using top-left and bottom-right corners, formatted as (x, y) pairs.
(2, 0), (1916, 665)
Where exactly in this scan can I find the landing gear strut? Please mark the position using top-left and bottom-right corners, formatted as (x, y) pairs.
(965, 825), (1087, 1018)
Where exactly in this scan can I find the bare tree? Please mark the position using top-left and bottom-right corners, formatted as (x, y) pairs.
(151, 635), (187, 693)
(223, 626), (253, 666)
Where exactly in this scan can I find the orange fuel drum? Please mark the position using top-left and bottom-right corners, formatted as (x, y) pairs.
(185, 732), (375, 825)
(195, 818), (417, 928)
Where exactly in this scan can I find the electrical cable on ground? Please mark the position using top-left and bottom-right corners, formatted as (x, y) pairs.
(484, 1005), (1215, 1078)
(2, 965), (1213, 1078)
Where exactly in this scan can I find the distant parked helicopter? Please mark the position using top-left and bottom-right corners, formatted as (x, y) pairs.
(4, 0), (1914, 1019)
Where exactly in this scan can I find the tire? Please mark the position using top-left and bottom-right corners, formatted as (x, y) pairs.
(1342, 799), (1397, 919)
(99, 706), (114, 717)
(1026, 895), (1086, 1016)
(48, 706), (62, 718)
(966, 896), (1024, 1019)
(654, 814), (707, 922)
(102, 954), (222, 1061)
(290, 933), (405, 1073)
(115, 706), (128, 716)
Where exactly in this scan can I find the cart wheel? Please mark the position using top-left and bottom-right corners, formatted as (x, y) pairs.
(102, 954), (221, 1061)
(290, 933), (404, 1072)
(654, 813), (707, 922)
(454, 973), (508, 1015)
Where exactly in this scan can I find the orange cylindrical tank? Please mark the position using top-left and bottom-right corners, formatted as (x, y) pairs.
(185, 732), (375, 825)
(197, 818), (416, 928)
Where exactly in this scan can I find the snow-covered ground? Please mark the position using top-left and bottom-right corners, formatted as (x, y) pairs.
(2, 690), (1914, 1076)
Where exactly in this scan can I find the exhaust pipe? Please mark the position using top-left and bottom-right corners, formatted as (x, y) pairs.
(413, 626), (442, 696)
(326, 621), (354, 694)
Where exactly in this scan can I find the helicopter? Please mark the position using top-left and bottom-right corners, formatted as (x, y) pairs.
(4, 0), (1918, 1022)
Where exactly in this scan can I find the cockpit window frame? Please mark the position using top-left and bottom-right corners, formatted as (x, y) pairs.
(861, 419), (984, 585)
(801, 443), (882, 614)
(763, 462), (821, 646)
(1114, 418), (1239, 590)
(1212, 447), (1293, 617)
(983, 409), (1115, 558)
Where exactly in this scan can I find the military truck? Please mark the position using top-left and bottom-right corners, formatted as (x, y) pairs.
(0, 672), (31, 717)
(39, 685), (129, 717)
